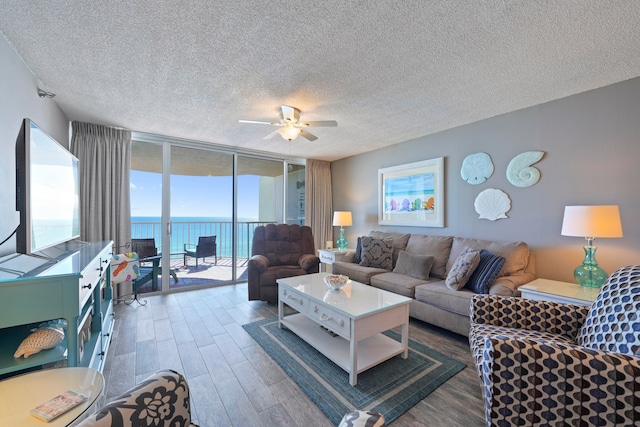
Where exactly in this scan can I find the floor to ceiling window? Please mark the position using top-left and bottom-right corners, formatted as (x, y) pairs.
(130, 137), (305, 294)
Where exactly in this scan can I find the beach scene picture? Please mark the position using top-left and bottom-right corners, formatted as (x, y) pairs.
(379, 158), (444, 227)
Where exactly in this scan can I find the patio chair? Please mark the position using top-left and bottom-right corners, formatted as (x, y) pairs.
(131, 238), (178, 289)
(184, 235), (217, 268)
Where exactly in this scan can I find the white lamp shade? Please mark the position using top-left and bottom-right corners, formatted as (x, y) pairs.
(333, 211), (353, 227)
(561, 205), (623, 238)
(279, 126), (301, 141)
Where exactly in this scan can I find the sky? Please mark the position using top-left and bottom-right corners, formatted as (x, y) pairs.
(130, 170), (260, 219)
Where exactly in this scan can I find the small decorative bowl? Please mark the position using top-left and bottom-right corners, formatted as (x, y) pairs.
(324, 274), (348, 290)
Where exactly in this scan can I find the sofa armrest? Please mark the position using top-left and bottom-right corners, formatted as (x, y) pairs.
(298, 254), (320, 271)
(489, 271), (537, 296)
(480, 336), (640, 426)
(470, 294), (589, 338)
(78, 370), (197, 426)
(248, 255), (269, 273)
(341, 250), (356, 263)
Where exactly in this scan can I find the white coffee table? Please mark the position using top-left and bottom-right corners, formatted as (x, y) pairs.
(277, 272), (411, 386)
(0, 367), (104, 426)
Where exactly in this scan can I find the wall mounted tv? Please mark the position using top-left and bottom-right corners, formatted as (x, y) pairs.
(15, 118), (80, 255)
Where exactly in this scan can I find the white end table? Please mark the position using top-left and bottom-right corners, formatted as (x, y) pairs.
(0, 367), (104, 426)
(519, 278), (599, 305)
(317, 249), (349, 273)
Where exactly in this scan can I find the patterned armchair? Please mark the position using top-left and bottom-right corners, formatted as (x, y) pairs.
(77, 370), (198, 426)
(469, 265), (640, 426)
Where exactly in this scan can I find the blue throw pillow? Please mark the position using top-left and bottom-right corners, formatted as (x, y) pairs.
(465, 249), (506, 294)
(353, 236), (363, 264)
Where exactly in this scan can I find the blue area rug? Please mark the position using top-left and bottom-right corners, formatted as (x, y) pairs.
(243, 317), (466, 425)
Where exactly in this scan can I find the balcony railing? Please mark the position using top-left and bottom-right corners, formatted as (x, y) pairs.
(131, 220), (276, 260)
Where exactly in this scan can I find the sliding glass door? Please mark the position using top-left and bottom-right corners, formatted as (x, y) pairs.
(131, 138), (305, 293)
(169, 145), (234, 289)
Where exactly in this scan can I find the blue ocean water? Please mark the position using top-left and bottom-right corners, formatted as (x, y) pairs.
(131, 216), (263, 258)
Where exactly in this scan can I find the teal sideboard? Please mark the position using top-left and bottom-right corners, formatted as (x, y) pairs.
(0, 241), (114, 376)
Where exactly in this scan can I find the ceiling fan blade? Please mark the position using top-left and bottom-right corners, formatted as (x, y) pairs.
(239, 120), (281, 126)
(280, 105), (300, 124)
(262, 129), (281, 140)
(299, 129), (318, 141)
(299, 120), (338, 127)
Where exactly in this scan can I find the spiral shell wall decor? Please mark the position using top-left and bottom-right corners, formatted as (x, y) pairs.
(461, 152), (494, 184)
(474, 188), (511, 221)
(506, 151), (544, 187)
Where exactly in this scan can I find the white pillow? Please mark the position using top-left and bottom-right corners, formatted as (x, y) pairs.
(445, 248), (480, 290)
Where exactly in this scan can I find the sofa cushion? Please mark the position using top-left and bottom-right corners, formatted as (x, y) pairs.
(371, 272), (430, 298)
(465, 249), (506, 294)
(359, 236), (393, 270)
(414, 281), (476, 317)
(445, 248), (480, 290)
(446, 237), (529, 277)
(404, 234), (453, 279)
(369, 231), (411, 267)
(332, 261), (389, 285)
(393, 251), (434, 281)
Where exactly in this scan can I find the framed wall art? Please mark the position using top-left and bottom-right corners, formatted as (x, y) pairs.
(378, 157), (444, 227)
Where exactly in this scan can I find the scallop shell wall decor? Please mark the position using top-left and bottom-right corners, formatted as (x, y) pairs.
(506, 150), (544, 187)
(461, 152), (494, 185)
(474, 188), (511, 221)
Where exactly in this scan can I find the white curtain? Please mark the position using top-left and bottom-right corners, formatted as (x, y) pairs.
(70, 122), (131, 250)
(305, 159), (332, 252)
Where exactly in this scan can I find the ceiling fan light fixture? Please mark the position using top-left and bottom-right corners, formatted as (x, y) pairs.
(279, 125), (301, 141)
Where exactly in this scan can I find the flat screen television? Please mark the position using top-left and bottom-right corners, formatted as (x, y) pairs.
(15, 118), (80, 255)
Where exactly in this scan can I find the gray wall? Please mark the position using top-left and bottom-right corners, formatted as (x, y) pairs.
(0, 34), (69, 257)
(332, 77), (640, 283)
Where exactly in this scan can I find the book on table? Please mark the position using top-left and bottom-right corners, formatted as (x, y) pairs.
(30, 390), (87, 422)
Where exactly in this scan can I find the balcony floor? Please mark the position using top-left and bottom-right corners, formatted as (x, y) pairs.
(135, 256), (248, 294)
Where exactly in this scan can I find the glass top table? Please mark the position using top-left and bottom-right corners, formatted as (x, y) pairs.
(0, 367), (104, 426)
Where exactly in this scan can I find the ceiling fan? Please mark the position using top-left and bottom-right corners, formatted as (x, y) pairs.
(239, 105), (338, 142)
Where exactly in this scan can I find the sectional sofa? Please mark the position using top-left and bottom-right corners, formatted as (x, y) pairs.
(332, 231), (536, 336)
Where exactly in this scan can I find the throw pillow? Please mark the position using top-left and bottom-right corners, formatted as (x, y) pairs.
(359, 236), (393, 270)
(445, 248), (480, 290)
(393, 250), (434, 281)
(338, 410), (385, 427)
(353, 236), (363, 264)
(465, 249), (506, 294)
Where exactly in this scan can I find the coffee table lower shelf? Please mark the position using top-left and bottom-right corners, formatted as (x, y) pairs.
(280, 313), (405, 379)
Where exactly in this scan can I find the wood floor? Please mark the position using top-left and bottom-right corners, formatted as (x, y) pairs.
(102, 283), (485, 427)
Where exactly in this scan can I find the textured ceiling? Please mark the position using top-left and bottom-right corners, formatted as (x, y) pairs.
(2, 1), (640, 161)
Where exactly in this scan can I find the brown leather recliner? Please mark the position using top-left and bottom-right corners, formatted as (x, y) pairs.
(248, 223), (320, 302)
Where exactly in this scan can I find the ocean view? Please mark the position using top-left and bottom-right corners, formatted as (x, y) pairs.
(131, 216), (269, 258)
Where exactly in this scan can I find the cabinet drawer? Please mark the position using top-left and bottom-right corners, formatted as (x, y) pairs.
(279, 287), (308, 314)
(79, 257), (103, 307)
(309, 303), (351, 339)
(319, 251), (336, 263)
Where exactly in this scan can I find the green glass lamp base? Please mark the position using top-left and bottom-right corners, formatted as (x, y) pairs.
(574, 245), (608, 288)
(336, 228), (348, 252)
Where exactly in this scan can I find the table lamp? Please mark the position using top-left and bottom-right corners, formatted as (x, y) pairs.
(332, 211), (352, 251)
(561, 205), (623, 287)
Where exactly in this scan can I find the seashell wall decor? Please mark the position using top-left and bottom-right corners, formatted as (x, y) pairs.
(461, 152), (494, 184)
(506, 150), (545, 187)
(474, 188), (511, 221)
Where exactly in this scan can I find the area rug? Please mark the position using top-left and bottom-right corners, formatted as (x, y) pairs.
(243, 317), (466, 425)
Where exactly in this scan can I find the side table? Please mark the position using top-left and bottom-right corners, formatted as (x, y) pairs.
(0, 367), (104, 426)
(317, 249), (349, 273)
(519, 278), (599, 306)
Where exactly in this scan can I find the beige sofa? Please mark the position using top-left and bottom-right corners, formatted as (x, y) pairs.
(332, 231), (536, 336)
